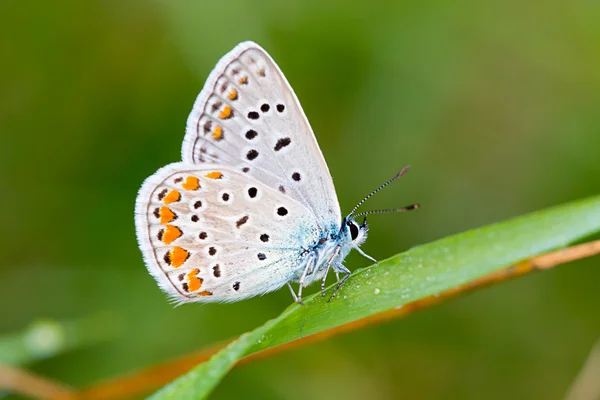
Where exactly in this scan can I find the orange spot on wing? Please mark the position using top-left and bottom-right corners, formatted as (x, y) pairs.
(219, 105), (232, 119)
(163, 190), (181, 204)
(228, 89), (238, 100)
(186, 268), (203, 292)
(198, 290), (213, 296)
(182, 176), (200, 191)
(162, 225), (182, 244)
(212, 126), (223, 140)
(239, 76), (248, 85)
(170, 246), (190, 268)
(159, 206), (176, 224)
(205, 171), (223, 179)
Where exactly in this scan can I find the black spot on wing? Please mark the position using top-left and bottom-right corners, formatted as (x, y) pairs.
(274, 137), (291, 151)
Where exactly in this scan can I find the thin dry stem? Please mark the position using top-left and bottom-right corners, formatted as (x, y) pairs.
(564, 338), (600, 400)
(0, 364), (74, 399)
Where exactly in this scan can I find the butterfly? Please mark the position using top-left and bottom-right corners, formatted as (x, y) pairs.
(135, 41), (418, 305)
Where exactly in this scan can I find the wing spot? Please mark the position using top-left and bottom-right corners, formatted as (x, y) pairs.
(157, 189), (168, 201)
(163, 190), (181, 204)
(191, 215), (199, 222)
(248, 187), (258, 198)
(205, 171), (223, 179)
(193, 200), (202, 209)
(182, 176), (200, 191)
(168, 246), (190, 268)
(246, 149), (259, 160)
(260, 234), (269, 242)
(247, 111), (259, 120)
(277, 207), (288, 216)
(276, 104), (285, 112)
(245, 129), (258, 140)
(278, 185), (286, 193)
(242, 167), (250, 173)
(198, 291), (213, 296)
(203, 120), (212, 134)
(239, 76), (248, 85)
(212, 126), (224, 141)
(260, 103), (270, 113)
(178, 273), (185, 281)
(258, 68), (266, 77)
(228, 89), (238, 100)
(174, 177), (183, 183)
(162, 225), (183, 244)
(219, 105), (233, 119)
(257, 253), (266, 261)
(211, 101), (222, 113)
(208, 246), (217, 256)
(222, 193), (230, 202)
(292, 172), (301, 181)
(187, 268), (203, 292)
(188, 277), (201, 292)
(213, 264), (221, 278)
(236, 215), (249, 228)
(233, 281), (240, 291)
(198, 231), (208, 240)
(274, 137), (291, 151)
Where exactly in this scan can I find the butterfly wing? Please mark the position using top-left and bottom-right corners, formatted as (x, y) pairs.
(182, 41), (341, 231)
(135, 162), (320, 303)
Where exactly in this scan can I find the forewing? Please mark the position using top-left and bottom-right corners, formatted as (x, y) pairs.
(182, 41), (341, 230)
(135, 162), (320, 303)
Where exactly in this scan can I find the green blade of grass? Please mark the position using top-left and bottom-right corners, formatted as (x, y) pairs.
(150, 195), (600, 399)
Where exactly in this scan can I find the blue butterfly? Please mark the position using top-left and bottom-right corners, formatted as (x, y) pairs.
(135, 42), (417, 304)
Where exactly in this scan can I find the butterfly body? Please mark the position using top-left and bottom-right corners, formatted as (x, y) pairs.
(134, 41), (404, 305)
(290, 218), (368, 286)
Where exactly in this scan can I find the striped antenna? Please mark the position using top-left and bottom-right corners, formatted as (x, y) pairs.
(348, 165), (412, 218)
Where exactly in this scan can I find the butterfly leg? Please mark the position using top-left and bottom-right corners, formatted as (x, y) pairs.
(294, 256), (316, 305)
(287, 282), (302, 304)
(321, 246), (341, 297)
(355, 246), (378, 266)
(328, 264), (352, 302)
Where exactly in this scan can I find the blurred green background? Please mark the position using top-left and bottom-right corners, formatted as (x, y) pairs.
(1, 0), (599, 398)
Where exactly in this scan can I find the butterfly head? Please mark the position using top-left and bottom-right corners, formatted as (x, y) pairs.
(343, 216), (369, 247)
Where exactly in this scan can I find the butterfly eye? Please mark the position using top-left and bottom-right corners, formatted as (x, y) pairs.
(348, 220), (359, 241)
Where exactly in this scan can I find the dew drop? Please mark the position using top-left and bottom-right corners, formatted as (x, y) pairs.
(374, 288), (380, 295)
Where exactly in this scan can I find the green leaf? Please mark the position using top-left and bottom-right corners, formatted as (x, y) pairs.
(150, 195), (600, 399)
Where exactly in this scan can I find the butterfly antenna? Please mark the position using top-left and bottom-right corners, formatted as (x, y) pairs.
(352, 204), (419, 219)
(348, 165), (412, 218)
